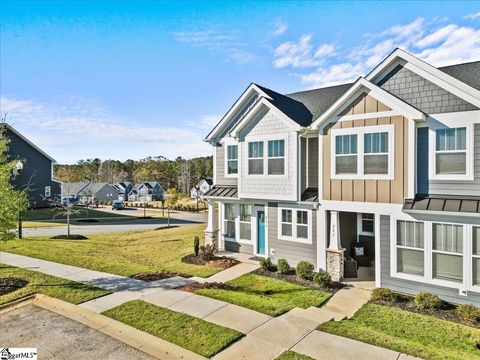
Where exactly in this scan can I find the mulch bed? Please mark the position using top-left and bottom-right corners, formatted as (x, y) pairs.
(131, 271), (192, 281)
(253, 268), (344, 293)
(50, 234), (88, 240)
(181, 254), (240, 270)
(177, 282), (240, 293)
(371, 295), (479, 328)
(0, 277), (29, 296)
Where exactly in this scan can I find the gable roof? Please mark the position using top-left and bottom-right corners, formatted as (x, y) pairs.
(61, 182), (90, 195)
(438, 61), (480, 91)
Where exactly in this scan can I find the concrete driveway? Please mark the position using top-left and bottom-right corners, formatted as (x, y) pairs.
(23, 210), (207, 237)
(2, 304), (154, 359)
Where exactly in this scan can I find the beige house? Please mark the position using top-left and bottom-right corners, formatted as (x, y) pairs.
(203, 49), (480, 306)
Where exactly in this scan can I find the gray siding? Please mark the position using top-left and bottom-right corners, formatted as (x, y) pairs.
(380, 215), (480, 306)
(307, 137), (318, 188)
(419, 124), (480, 196)
(267, 202), (317, 267)
(6, 128), (61, 208)
(225, 240), (253, 254)
(300, 138), (307, 192)
(215, 145), (237, 186)
(95, 184), (119, 203)
(380, 65), (478, 114)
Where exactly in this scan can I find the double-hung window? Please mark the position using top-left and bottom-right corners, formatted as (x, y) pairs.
(227, 145), (238, 175)
(335, 134), (357, 174)
(297, 210), (308, 240)
(359, 213), (374, 235)
(473, 227), (480, 286)
(435, 127), (467, 175)
(396, 220), (424, 276)
(268, 140), (285, 175)
(432, 223), (463, 283)
(279, 207), (311, 243)
(364, 132), (388, 174)
(248, 141), (264, 175)
(239, 204), (252, 241)
(281, 209), (293, 237)
(224, 204), (236, 238)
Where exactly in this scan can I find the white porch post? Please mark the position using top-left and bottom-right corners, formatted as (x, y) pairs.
(205, 201), (219, 249)
(326, 210), (345, 282)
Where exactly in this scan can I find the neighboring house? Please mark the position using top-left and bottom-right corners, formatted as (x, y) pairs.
(190, 178), (213, 199)
(112, 182), (133, 201)
(2, 123), (61, 208)
(127, 182), (164, 202)
(203, 48), (480, 306)
(61, 181), (119, 204)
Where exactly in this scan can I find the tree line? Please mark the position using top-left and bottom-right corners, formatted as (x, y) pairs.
(54, 156), (213, 195)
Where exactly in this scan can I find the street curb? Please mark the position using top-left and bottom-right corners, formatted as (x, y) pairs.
(0, 294), (36, 315)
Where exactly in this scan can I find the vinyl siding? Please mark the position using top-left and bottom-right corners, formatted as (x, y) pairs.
(215, 144), (237, 186)
(225, 240), (253, 254)
(380, 215), (480, 306)
(267, 202), (317, 267)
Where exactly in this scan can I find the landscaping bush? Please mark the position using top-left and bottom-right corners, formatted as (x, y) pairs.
(200, 244), (216, 260)
(193, 236), (200, 257)
(414, 292), (443, 309)
(313, 271), (332, 287)
(259, 257), (273, 271)
(276, 259), (290, 274)
(296, 261), (314, 280)
(456, 304), (480, 323)
(371, 288), (398, 303)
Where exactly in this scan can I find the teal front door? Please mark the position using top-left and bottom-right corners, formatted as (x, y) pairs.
(257, 210), (266, 255)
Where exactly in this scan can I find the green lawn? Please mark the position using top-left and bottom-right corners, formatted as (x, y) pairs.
(275, 351), (315, 360)
(0, 265), (110, 305)
(23, 221), (66, 228)
(22, 207), (134, 221)
(318, 303), (480, 360)
(194, 273), (332, 316)
(102, 300), (243, 358)
(0, 224), (219, 277)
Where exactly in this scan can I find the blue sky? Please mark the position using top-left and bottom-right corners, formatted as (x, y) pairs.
(1, 1), (479, 163)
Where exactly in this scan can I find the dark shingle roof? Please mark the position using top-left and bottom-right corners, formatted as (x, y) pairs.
(438, 61), (480, 91)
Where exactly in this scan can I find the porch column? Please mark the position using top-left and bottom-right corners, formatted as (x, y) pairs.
(326, 210), (345, 282)
(205, 201), (219, 249)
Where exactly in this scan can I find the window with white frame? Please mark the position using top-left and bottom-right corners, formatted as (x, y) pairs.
(281, 209), (292, 237)
(239, 204), (252, 240)
(432, 223), (463, 283)
(335, 134), (357, 174)
(248, 141), (264, 175)
(279, 207), (311, 243)
(396, 220), (424, 276)
(364, 132), (389, 174)
(224, 204), (236, 238)
(45, 186), (51, 198)
(435, 127), (467, 175)
(227, 145), (238, 175)
(473, 227), (480, 286)
(297, 210), (308, 239)
(359, 213), (374, 235)
(268, 140), (285, 175)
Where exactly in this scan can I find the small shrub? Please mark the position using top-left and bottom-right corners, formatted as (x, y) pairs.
(276, 259), (290, 274)
(193, 236), (200, 257)
(296, 261), (314, 280)
(200, 244), (216, 260)
(259, 257), (273, 271)
(313, 271), (332, 287)
(414, 292), (443, 309)
(456, 304), (480, 323)
(371, 288), (398, 302)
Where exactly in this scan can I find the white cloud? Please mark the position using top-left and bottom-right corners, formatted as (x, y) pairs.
(464, 12), (480, 20)
(275, 17), (480, 88)
(0, 96), (212, 163)
(272, 19), (288, 36)
(273, 34), (335, 68)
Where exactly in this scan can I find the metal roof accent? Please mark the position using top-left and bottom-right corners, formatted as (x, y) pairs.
(203, 185), (238, 199)
(403, 194), (480, 215)
(301, 187), (318, 202)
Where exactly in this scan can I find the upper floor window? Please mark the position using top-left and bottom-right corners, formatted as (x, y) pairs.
(248, 141), (264, 175)
(364, 132), (388, 174)
(268, 140), (285, 175)
(435, 127), (466, 175)
(227, 145), (238, 175)
(335, 134), (357, 174)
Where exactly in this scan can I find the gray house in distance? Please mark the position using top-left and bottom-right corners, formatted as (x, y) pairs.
(2, 123), (61, 208)
(112, 182), (133, 201)
(62, 181), (119, 204)
(128, 182), (164, 202)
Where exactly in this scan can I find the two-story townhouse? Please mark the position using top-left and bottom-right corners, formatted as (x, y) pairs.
(128, 182), (164, 202)
(204, 49), (480, 306)
(190, 178), (213, 199)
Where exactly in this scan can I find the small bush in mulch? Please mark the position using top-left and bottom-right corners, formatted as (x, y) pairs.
(131, 271), (193, 281)
(414, 292), (443, 310)
(456, 304), (480, 325)
(276, 259), (290, 275)
(181, 254), (240, 270)
(177, 282), (240, 293)
(313, 271), (332, 288)
(370, 290), (479, 328)
(371, 288), (398, 303)
(0, 277), (29, 296)
(259, 257), (274, 271)
(296, 261), (315, 280)
(50, 234), (88, 240)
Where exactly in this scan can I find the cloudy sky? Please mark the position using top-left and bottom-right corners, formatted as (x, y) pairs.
(1, 1), (479, 163)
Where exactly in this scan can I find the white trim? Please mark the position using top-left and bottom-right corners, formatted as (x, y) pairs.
(318, 132), (324, 201)
(357, 213), (375, 237)
(374, 212), (381, 287)
(366, 48), (480, 108)
(277, 204), (313, 244)
(407, 118), (416, 198)
(222, 138), (239, 178)
(317, 208), (327, 270)
(330, 124), (395, 180)
(334, 110), (400, 122)
(245, 134), (288, 178)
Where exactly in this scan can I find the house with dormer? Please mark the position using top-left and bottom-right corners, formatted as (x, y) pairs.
(203, 48), (480, 305)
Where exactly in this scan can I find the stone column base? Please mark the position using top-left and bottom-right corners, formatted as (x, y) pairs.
(326, 248), (345, 282)
(204, 230), (219, 250)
